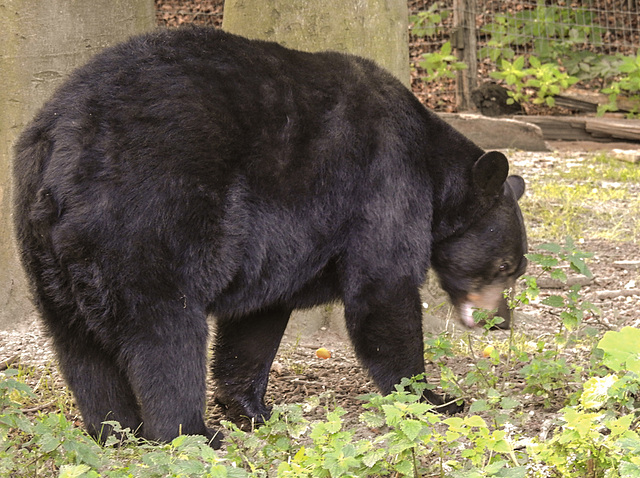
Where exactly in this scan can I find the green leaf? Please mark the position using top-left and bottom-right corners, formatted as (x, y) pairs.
(619, 462), (640, 476)
(394, 459), (414, 476)
(63, 439), (103, 468)
(406, 401), (434, 416)
(607, 413), (634, 438)
(618, 434), (640, 454)
(38, 434), (62, 454)
(59, 465), (97, 478)
(581, 374), (618, 409)
(569, 255), (593, 277)
(538, 242), (563, 254)
(469, 399), (489, 413)
(514, 55), (526, 70)
(360, 410), (385, 428)
(550, 269), (567, 282)
(363, 448), (387, 468)
(525, 253), (558, 268)
(465, 415), (488, 428)
(597, 327), (640, 373)
(400, 419), (424, 441)
(542, 295), (565, 308)
(500, 396), (521, 410)
(496, 466), (528, 477)
(444, 416), (465, 430)
(382, 404), (403, 426)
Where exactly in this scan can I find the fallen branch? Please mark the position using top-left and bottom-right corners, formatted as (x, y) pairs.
(537, 276), (592, 289)
(595, 289), (640, 300)
(613, 260), (640, 270)
(0, 354), (20, 371)
(21, 399), (59, 414)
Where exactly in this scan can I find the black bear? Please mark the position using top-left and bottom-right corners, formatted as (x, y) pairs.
(13, 27), (527, 449)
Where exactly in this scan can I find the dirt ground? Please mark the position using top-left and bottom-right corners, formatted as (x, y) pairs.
(2, 142), (638, 447)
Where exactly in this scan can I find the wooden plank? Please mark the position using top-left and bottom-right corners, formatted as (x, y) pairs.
(516, 116), (594, 141)
(554, 94), (599, 113)
(555, 90), (640, 114)
(510, 115), (640, 143)
(585, 118), (640, 141)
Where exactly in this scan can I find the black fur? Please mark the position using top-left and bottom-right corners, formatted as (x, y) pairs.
(13, 27), (527, 448)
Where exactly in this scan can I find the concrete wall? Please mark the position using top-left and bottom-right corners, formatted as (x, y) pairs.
(0, 0), (156, 330)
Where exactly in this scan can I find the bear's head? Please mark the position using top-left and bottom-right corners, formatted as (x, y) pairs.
(431, 151), (528, 328)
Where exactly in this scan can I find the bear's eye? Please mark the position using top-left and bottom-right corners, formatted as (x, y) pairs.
(498, 262), (509, 273)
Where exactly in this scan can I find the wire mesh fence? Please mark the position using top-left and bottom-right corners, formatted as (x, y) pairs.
(476, 0), (640, 59)
(410, 0), (640, 111)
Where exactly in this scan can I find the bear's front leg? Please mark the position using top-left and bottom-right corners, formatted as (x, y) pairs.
(212, 306), (291, 426)
(344, 279), (463, 414)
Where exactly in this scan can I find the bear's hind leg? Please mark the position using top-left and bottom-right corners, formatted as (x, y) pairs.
(212, 306), (291, 425)
(51, 327), (143, 443)
(120, 302), (219, 446)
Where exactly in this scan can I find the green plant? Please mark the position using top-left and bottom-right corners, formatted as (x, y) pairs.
(526, 238), (594, 306)
(490, 56), (578, 107)
(418, 41), (467, 82)
(563, 51), (624, 86)
(425, 331), (456, 362)
(599, 49), (640, 117)
(409, 3), (450, 38)
(489, 56), (530, 103)
(0, 369), (105, 477)
(518, 239), (598, 398)
(4, 238), (640, 477)
(519, 347), (576, 408)
(361, 378), (527, 477)
(477, 0), (640, 116)
(528, 327), (640, 476)
(1, 369), (248, 478)
(526, 56), (580, 106)
(480, 3), (605, 63)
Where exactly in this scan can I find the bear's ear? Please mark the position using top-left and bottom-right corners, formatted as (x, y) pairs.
(506, 175), (526, 200)
(472, 151), (509, 196)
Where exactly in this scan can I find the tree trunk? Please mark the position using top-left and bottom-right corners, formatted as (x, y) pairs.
(0, 0), (156, 330)
(222, 0), (411, 86)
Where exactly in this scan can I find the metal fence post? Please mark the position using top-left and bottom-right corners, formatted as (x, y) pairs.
(452, 0), (477, 110)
